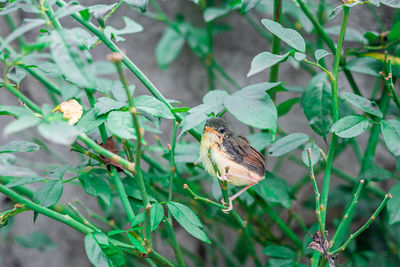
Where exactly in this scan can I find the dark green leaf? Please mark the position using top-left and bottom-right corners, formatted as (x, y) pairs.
(104, 17), (143, 42)
(343, 92), (382, 118)
(359, 162), (392, 182)
(4, 115), (41, 136)
(94, 97), (125, 116)
(330, 115), (369, 138)
(255, 172), (291, 208)
(261, 19), (305, 52)
(388, 183), (400, 225)
(189, 90), (228, 115)
(247, 132), (274, 151)
(263, 245), (297, 259)
(76, 109), (107, 133)
(179, 112), (208, 137)
(203, 7), (230, 22)
(156, 27), (185, 69)
(247, 52), (290, 77)
(0, 141), (40, 153)
(106, 111), (137, 140)
(345, 57), (382, 77)
(302, 73), (332, 136)
(6, 176), (46, 188)
(85, 234), (110, 267)
(381, 120), (400, 156)
(268, 133), (309, 157)
(301, 142), (321, 167)
(14, 231), (57, 251)
(224, 82), (279, 131)
(79, 172), (112, 206)
(166, 201), (210, 243)
(150, 203), (164, 231)
(33, 180), (63, 207)
(127, 233), (147, 254)
(0, 19), (44, 53)
(38, 120), (80, 145)
(277, 98), (300, 117)
(135, 95), (174, 119)
(124, 0), (147, 12)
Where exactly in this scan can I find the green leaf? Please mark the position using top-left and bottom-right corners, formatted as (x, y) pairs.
(127, 232), (147, 254)
(94, 97), (125, 116)
(76, 109), (107, 133)
(166, 201), (210, 243)
(301, 142), (321, 167)
(330, 115), (369, 138)
(255, 172), (291, 208)
(247, 52), (290, 77)
(6, 176), (46, 188)
(79, 172), (112, 206)
(203, 7), (230, 22)
(50, 31), (97, 88)
(345, 57), (382, 77)
(135, 95), (174, 119)
(111, 82), (136, 103)
(150, 203), (164, 231)
(388, 183), (400, 225)
(0, 163), (37, 177)
(179, 112), (208, 138)
(0, 141), (40, 153)
(155, 27), (185, 69)
(325, 26), (367, 43)
(124, 0), (147, 12)
(359, 162), (392, 182)
(381, 0), (400, 8)
(343, 92), (383, 118)
(104, 17), (143, 42)
(4, 115), (41, 136)
(0, 18), (45, 53)
(268, 133), (309, 157)
(302, 73), (332, 136)
(38, 120), (80, 145)
(85, 234), (110, 267)
(33, 180), (63, 207)
(381, 120), (400, 156)
(224, 82), (279, 131)
(277, 97), (300, 117)
(189, 90), (228, 115)
(314, 49), (331, 62)
(14, 231), (57, 251)
(263, 245), (297, 259)
(107, 230), (127, 236)
(106, 111), (137, 140)
(247, 132), (274, 151)
(261, 19), (305, 52)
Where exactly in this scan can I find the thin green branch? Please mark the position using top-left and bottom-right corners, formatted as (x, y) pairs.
(110, 167), (136, 227)
(330, 179), (364, 248)
(169, 120), (178, 201)
(331, 193), (391, 254)
(269, 0), (282, 85)
(307, 148), (324, 237)
(183, 183), (226, 209)
(3, 83), (43, 114)
(112, 56), (152, 248)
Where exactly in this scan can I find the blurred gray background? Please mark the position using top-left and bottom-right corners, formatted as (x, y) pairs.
(0, 0), (396, 266)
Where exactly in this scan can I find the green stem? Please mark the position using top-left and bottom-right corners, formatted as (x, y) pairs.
(3, 83), (43, 114)
(111, 167), (136, 227)
(251, 192), (303, 249)
(77, 133), (135, 173)
(113, 59), (152, 248)
(164, 218), (186, 267)
(330, 179), (364, 249)
(169, 120), (178, 201)
(306, 148), (324, 237)
(55, 0), (202, 141)
(269, 0), (282, 86)
(183, 183), (226, 209)
(0, 183), (93, 234)
(320, 6), (351, 226)
(84, 88), (108, 144)
(331, 193), (391, 254)
(384, 59), (400, 111)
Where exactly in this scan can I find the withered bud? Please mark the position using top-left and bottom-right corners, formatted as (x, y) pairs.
(107, 52), (124, 62)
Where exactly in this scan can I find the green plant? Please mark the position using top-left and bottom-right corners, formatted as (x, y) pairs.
(0, 0), (400, 266)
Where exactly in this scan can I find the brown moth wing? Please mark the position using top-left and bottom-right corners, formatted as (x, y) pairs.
(222, 134), (266, 177)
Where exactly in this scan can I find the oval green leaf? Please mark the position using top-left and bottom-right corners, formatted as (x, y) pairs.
(330, 115), (369, 138)
(268, 133), (309, 157)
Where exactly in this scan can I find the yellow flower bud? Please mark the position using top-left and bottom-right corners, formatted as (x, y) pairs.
(53, 99), (83, 125)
